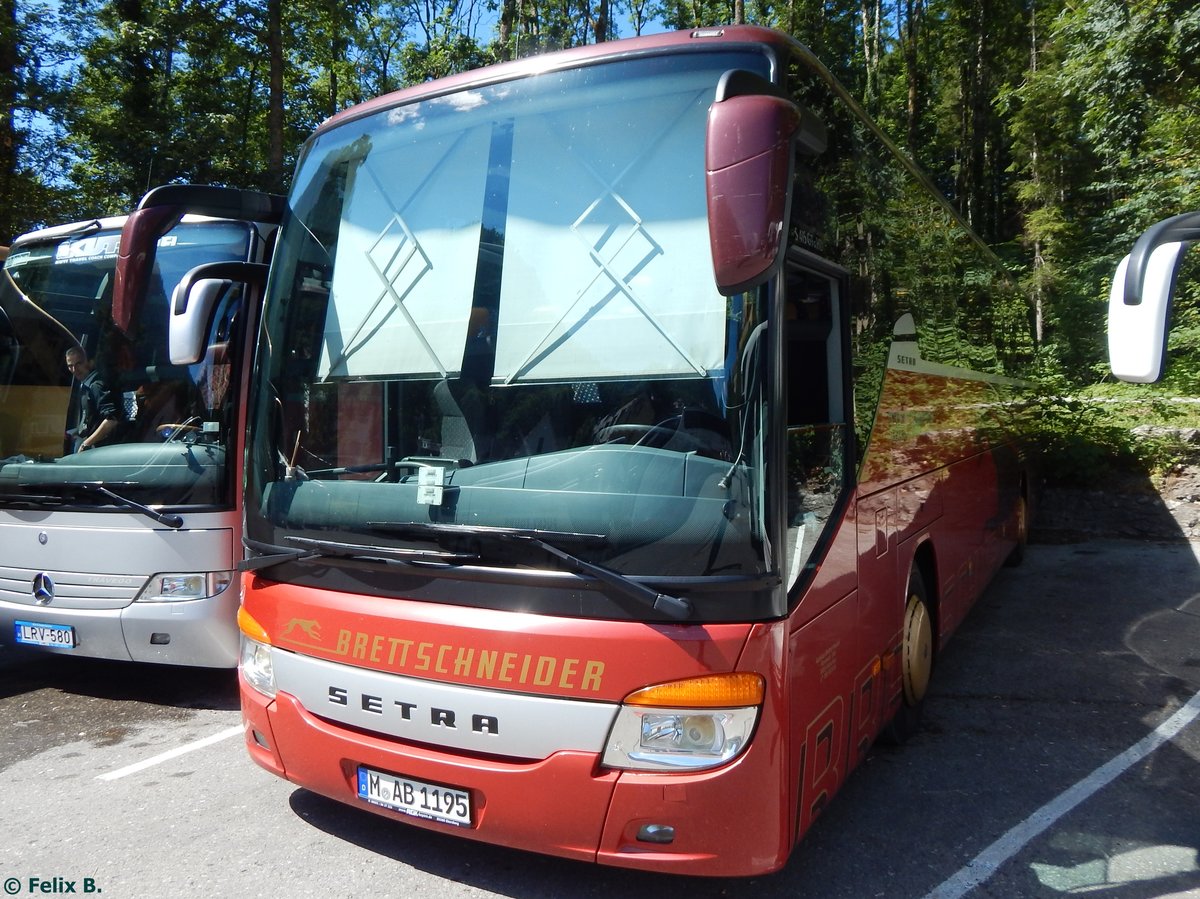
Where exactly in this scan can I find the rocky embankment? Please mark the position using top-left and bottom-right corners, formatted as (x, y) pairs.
(1032, 465), (1200, 543)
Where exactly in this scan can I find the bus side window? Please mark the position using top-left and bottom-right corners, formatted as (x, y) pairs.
(785, 271), (834, 428)
(784, 268), (843, 590)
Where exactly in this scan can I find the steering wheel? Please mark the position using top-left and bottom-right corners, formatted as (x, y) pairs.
(596, 417), (683, 449)
(157, 420), (203, 443)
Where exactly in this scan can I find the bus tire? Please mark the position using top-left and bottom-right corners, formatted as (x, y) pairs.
(1004, 492), (1028, 567)
(882, 567), (933, 745)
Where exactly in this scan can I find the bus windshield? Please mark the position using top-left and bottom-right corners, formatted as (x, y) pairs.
(246, 50), (778, 600)
(0, 220), (254, 509)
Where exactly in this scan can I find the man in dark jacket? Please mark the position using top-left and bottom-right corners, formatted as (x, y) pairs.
(65, 346), (122, 451)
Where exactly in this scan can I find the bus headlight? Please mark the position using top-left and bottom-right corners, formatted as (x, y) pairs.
(239, 636), (276, 698)
(601, 673), (763, 772)
(136, 571), (233, 602)
(238, 607), (276, 698)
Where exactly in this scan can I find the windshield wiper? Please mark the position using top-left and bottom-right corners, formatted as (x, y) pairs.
(240, 534), (476, 574)
(284, 534), (478, 566)
(369, 522), (693, 620)
(240, 538), (322, 572)
(0, 490), (68, 507)
(26, 481), (183, 528)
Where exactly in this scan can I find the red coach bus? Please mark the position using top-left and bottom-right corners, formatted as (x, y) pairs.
(119, 26), (1032, 876)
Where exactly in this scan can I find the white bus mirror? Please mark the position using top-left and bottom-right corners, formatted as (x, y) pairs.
(168, 260), (268, 365)
(1108, 242), (1187, 383)
(1109, 211), (1200, 383)
(170, 278), (232, 366)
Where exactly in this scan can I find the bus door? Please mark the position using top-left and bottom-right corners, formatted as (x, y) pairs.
(782, 256), (860, 836)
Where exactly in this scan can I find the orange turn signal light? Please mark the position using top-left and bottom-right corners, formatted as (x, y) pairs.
(237, 606), (271, 644)
(624, 673), (765, 708)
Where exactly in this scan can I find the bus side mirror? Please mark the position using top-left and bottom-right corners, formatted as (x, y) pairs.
(115, 184), (286, 337)
(169, 261), (269, 365)
(171, 279), (232, 366)
(707, 70), (825, 297)
(1108, 244), (1187, 383)
(1108, 211), (1199, 383)
(706, 92), (802, 296)
(113, 204), (185, 335)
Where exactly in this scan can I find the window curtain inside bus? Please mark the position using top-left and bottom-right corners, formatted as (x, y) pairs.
(315, 73), (727, 383)
(317, 126), (489, 380)
(494, 86), (726, 383)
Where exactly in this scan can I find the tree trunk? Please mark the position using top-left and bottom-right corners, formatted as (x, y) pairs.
(595, 0), (609, 41)
(860, 0), (881, 110)
(903, 0), (922, 156)
(267, 0), (285, 191)
(498, 0), (517, 58)
(1028, 0), (1044, 346)
(326, 0), (343, 117)
(114, 0), (157, 204)
(0, 0), (18, 241)
(954, 0), (988, 234)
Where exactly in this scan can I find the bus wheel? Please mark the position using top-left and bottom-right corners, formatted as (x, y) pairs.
(1004, 493), (1028, 567)
(883, 568), (933, 745)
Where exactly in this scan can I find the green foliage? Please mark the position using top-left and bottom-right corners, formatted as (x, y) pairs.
(2, 0), (1197, 405)
(1000, 0), (1200, 388)
(1020, 376), (1200, 486)
(399, 28), (490, 83)
(1020, 387), (1147, 486)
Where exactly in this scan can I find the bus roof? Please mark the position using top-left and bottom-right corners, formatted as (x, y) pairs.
(315, 25), (799, 138)
(8, 214), (247, 250)
(9, 216), (130, 247)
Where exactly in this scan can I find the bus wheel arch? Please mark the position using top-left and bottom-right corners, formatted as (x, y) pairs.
(899, 566), (934, 706)
(883, 544), (937, 744)
(1004, 475), (1030, 567)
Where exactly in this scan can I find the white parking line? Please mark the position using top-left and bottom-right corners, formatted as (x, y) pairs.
(925, 689), (1200, 899)
(96, 724), (244, 782)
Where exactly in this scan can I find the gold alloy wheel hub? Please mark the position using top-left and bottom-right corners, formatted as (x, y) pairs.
(901, 590), (933, 705)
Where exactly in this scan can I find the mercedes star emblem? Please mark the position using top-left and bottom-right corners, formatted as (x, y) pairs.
(32, 572), (55, 605)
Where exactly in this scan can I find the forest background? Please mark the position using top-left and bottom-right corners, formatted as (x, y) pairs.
(0, 0), (1198, 465)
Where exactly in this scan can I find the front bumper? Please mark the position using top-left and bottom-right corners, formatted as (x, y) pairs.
(0, 589), (240, 667)
(240, 675), (792, 877)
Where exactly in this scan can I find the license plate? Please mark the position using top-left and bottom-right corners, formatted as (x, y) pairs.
(356, 766), (472, 828)
(14, 621), (77, 649)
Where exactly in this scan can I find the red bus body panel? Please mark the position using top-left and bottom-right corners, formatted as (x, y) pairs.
(241, 583), (795, 876)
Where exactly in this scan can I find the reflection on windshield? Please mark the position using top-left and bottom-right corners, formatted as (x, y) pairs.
(0, 222), (252, 509)
(250, 51), (774, 581)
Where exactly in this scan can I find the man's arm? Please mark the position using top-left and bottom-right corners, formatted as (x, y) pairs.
(79, 417), (119, 450)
